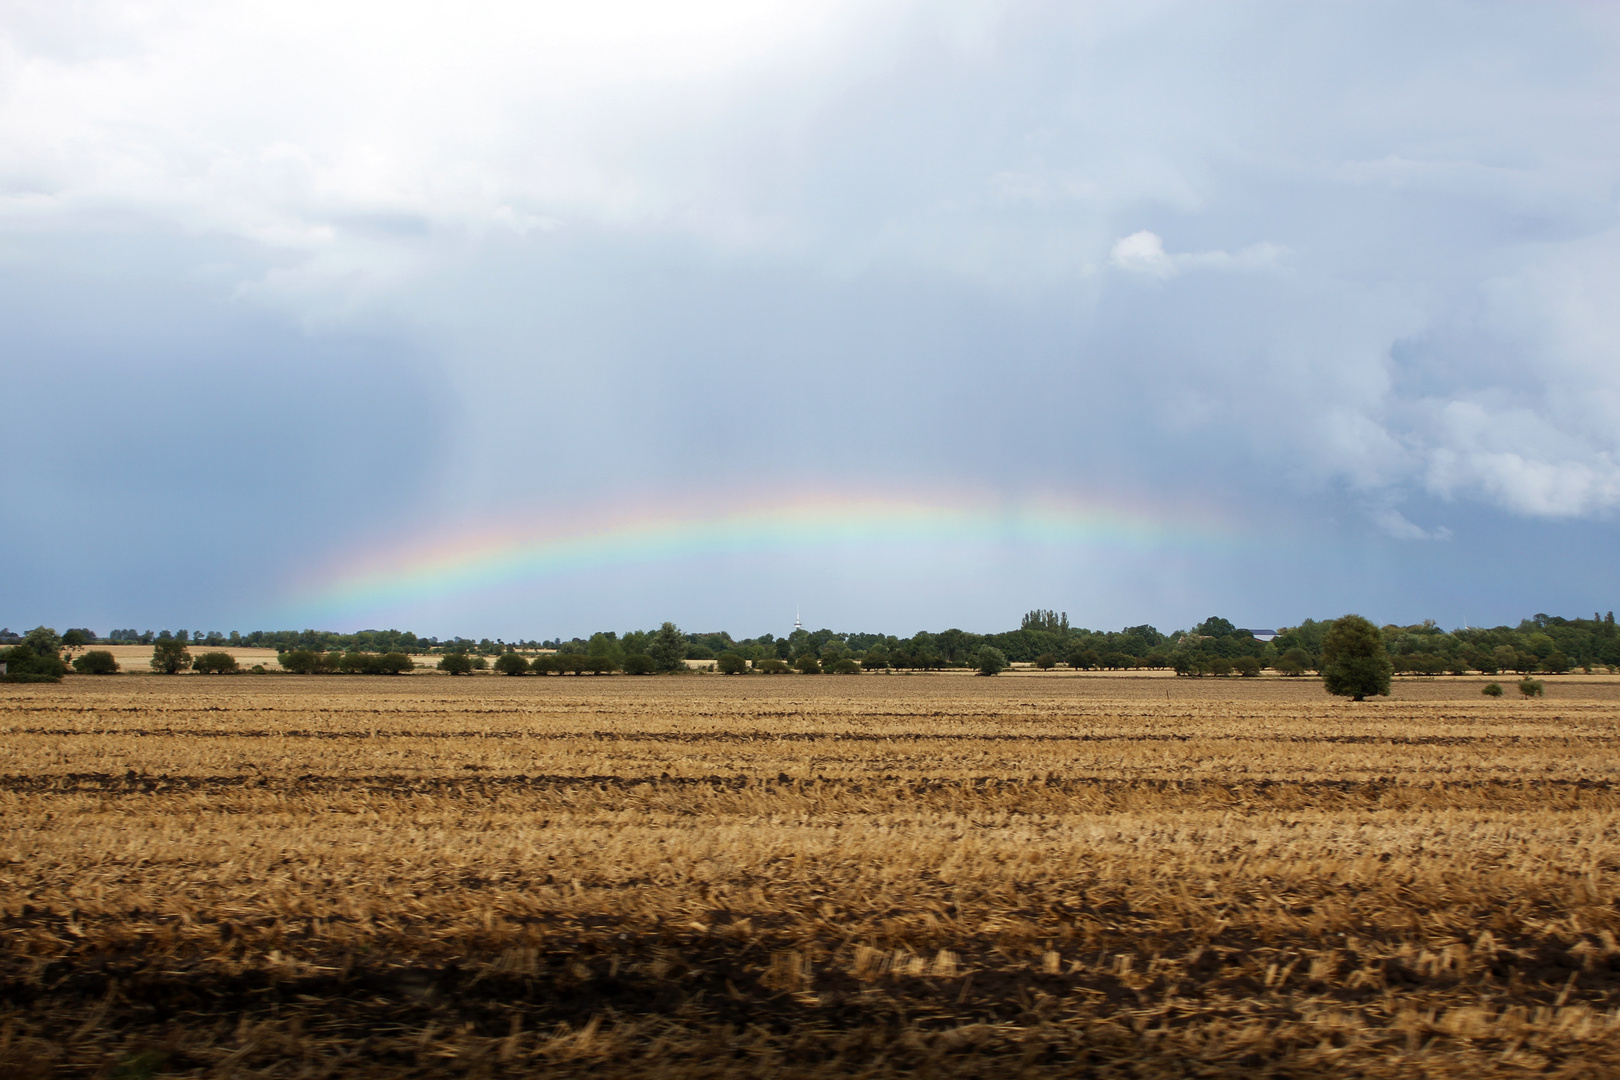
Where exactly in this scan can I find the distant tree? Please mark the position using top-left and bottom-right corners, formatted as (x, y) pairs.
(376, 653), (414, 675)
(2, 628), (69, 682)
(1034, 653), (1057, 670)
(152, 636), (193, 675)
(827, 657), (861, 675)
(72, 650), (120, 675)
(193, 651), (239, 674)
(716, 652), (749, 675)
(1194, 616), (1237, 638)
(622, 654), (656, 675)
(437, 653), (474, 675)
(1202, 656), (1233, 677)
(1320, 615), (1392, 701)
(529, 655), (557, 675)
(494, 652), (530, 676)
(975, 646), (1008, 676)
(1275, 647), (1311, 676)
(861, 653), (890, 671)
(1021, 610), (1070, 634)
(647, 622), (687, 672)
(1482, 682), (1504, 697)
(59, 629), (89, 661)
(1233, 656), (1262, 677)
(1065, 645), (1097, 671)
(757, 658), (792, 674)
(684, 643), (715, 661)
(587, 657), (620, 675)
(793, 654), (822, 675)
(1541, 652), (1572, 675)
(1518, 678), (1544, 698)
(278, 649), (332, 674)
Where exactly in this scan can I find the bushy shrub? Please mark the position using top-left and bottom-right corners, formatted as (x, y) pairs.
(1, 642), (68, 682)
(194, 651), (239, 674)
(975, 646), (1008, 676)
(494, 653), (531, 675)
(793, 654), (821, 674)
(1233, 656), (1262, 677)
(72, 650), (120, 675)
(278, 649), (330, 674)
(530, 655), (558, 674)
(438, 653), (473, 675)
(827, 657), (861, 675)
(860, 656), (889, 672)
(376, 653), (414, 675)
(622, 654), (655, 675)
(716, 652), (749, 675)
(1034, 653), (1057, 670)
(1518, 678), (1544, 698)
(1482, 682), (1504, 697)
(756, 658), (791, 674)
(152, 637), (193, 675)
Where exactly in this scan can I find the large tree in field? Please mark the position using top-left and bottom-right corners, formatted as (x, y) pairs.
(647, 622), (687, 672)
(151, 634), (192, 675)
(1320, 615), (1392, 702)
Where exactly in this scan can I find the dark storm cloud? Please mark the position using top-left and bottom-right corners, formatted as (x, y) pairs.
(3, 1), (1618, 635)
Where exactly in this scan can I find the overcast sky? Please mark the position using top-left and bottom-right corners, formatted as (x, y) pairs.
(4, 1), (1619, 640)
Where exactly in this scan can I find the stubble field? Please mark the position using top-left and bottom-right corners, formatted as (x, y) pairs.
(4, 672), (1620, 1078)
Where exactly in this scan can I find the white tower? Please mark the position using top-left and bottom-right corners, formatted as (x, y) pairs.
(794, 606), (802, 632)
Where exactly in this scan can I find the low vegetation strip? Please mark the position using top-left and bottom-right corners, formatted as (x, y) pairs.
(3, 675), (1620, 1076)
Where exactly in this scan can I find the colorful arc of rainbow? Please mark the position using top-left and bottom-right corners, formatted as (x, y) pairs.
(293, 494), (1231, 620)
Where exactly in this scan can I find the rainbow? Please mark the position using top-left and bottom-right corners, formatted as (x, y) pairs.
(287, 488), (1239, 623)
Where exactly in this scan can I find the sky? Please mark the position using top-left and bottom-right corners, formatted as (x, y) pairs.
(3, 0), (1619, 641)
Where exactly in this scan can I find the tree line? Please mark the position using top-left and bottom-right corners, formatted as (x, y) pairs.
(4, 611), (1615, 685)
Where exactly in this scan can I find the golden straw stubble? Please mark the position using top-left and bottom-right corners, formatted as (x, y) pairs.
(2, 672), (1619, 1077)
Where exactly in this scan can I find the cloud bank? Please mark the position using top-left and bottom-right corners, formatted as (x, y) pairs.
(3, 0), (1619, 634)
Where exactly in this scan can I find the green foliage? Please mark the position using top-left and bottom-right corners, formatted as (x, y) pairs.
(72, 650), (120, 675)
(151, 636), (193, 675)
(1034, 653), (1057, 670)
(1021, 609), (1069, 634)
(975, 646), (1008, 676)
(376, 653), (414, 675)
(1482, 682), (1504, 697)
(437, 653), (474, 676)
(1233, 656), (1262, 677)
(1275, 647), (1311, 676)
(1066, 645), (1097, 670)
(1, 645), (68, 682)
(827, 657), (861, 675)
(278, 650), (327, 674)
(647, 622), (687, 672)
(494, 652), (531, 676)
(793, 654), (821, 674)
(716, 652), (749, 675)
(756, 658), (792, 674)
(1321, 615), (1392, 701)
(193, 651), (239, 674)
(622, 654), (656, 675)
(1518, 678), (1545, 698)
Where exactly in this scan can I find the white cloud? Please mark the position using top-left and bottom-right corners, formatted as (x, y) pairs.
(1110, 230), (1287, 278)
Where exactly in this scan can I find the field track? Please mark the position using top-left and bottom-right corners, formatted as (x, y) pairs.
(4, 673), (1620, 1077)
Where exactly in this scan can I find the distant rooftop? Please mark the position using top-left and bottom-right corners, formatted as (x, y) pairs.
(1240, 629), (1279, 641)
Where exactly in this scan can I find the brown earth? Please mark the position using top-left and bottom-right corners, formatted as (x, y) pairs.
(3, 672), (1619, 1077)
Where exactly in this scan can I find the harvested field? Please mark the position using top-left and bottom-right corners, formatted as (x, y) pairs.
(3, 673), (1620, 1077)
